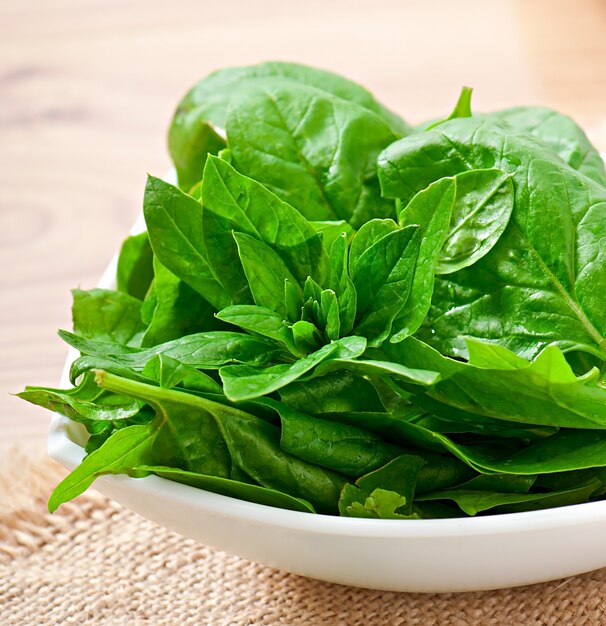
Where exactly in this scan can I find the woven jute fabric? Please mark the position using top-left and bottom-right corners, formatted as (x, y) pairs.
(2, 451), (606, 626)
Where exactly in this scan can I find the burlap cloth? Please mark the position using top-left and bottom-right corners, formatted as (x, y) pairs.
(2, 450), (606, 625)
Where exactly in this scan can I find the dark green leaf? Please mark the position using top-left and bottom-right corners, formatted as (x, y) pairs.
(378, 117), (606, 360)
(392, 177), (455, 340)
(490, 106), (606, 185)
(141, 257), (226, 347)
(263, 399), (401, 476)
(233, 232), (302, 318)
(71, 288), (146, 347)
(143, 175), (230, 309)
(137, 465), (315, 513)
(216, 305), (299, 356)
(116, 231), (154, 300)
(226, 80), (398, 226)
(329, 234), (357, 336)
(48, 423), (156, 512)
(351, 225), (421, 346)
(202, 155), (328, 287)
(220, 336), (366, 401)
(60, 329), (280, 370)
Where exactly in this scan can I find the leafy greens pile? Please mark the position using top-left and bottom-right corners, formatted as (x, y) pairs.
(21, 62), (606, 519)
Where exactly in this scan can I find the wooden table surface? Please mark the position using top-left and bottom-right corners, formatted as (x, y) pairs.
(2, 0), (606, 456)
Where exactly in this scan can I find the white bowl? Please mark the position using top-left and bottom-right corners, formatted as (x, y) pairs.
(47, 217), (606, 594)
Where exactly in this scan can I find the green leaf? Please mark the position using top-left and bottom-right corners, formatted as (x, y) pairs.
(141, 353), (222, 394)
(168, 62), (410, 189)
(291, 320), (323, 354)
(312, 358), (440, 387)
(339, 454), (425, 518)
(141, 257), (226, 347)
(263, 399), (401, 477)
(233, 232), (303, 318)
(435, 169), (514, 275)
(383, 337), (606, 429)
(313, 289), (338, 341)
(378, 117), (606, 360)
(216, 305), (299, 356)
(329, 234), (357, 336)
(116, 231), (154, 300)
(226, 80), (398, 227)
(71, 288), (146, 347)
(341, 487), (416, 519)
(284, 279), (304, 323)
(417, 478), (603, 516)
(95, 371), (232, 479)
(102, 378), (348, 515)
(60, 329), (280, 370)
(424, 86), (473, 131)
(279, 371), (384, 414)
(348, 218), (399, 272)
(169, 119), (226, 192)
(311, 220), (354, 252)
(351, 225), (421, 346)
(143, 175), (230, 310)
(136, 465), (315, 513)
(202, 155), (328, 287)
(48, 423), (156, 512)
(392, 177), (456, 340)
(490, 106), (606, 186)
(220, 336), (366, 401)
(18, 373), (143, 427)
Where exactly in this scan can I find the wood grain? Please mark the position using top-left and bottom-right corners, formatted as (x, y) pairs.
(1, 0), (605, 456)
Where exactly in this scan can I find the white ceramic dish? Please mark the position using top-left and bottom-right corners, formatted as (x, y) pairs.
(47, 215), (606, 594)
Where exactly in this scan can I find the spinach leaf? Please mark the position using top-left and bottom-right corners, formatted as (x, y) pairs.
(279, 371), (384, 414)
(291, 320), (323, 354)
(424, 86), (473, 130)
(340, 487), (416, 519)
(490, 106), (606, 186)
(312, 220), (355, 251)
(417, 478), (603, 516)
(136, 465), (315, 513)
(216, 305), (299, 356)
(379, 117), (606, 360)
(59, 329), (280, 370)
(233, 232), (302, 317)
(71, 288), (146, 347)
(18, 372), (143, 426)
(312, 358), (439, 387)
(168, 62), (410, 190)
(263, 399), (401, 477)
(48, 423), (156, 512)
(116, 231), (154, 300)
(226, 80), (398, 226)
(328, 234), (357, 336)
(141, 257), (226, 347)
(351, 224), (421, 346)
(382, 337), (606, 429)
(220, 336), (366, 401)
(143, 175), (230, 310)
(98, 374), (346, 514)
(339, 455), (425, 518)
(202, 155), (328, 287)
(434, 169), (514, 275)
(392, 177), (455, 341)
(141, 354), (223, 394)
(95, 370), (232, 478)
